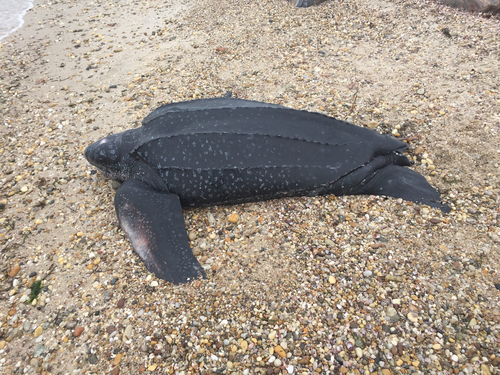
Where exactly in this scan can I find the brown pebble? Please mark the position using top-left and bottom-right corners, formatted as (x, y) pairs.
(110, 367), (120, 375)
(266, 367), (274, 375)
(117, 298), (125, 308)
(391, 346), (398, 355)
(74, 327), (84, 337)
(112, 353), (122, 365)
(397, 342), (404, 355)
(298, 356), (310, 365)
(340, 366), (348, 374)
(228, 213), (239, 223)
(430, 218), (442, 224)
(274, 345), (286, 358)
(106, 326), (116, 334)
(8, 264), (20, 277)
(414, 146), (424, 155)
(138, 367), (145, 373)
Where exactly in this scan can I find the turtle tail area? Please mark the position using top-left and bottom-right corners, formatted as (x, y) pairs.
(115, 177), (207, 284)
(346, 164), (450, 212)
(329, 153), (450, 212)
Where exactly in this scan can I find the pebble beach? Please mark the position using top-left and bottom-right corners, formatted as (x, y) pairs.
(0, 0), (499, 374)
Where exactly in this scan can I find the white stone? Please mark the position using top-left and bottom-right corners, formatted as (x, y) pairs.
(386, 307), (397, 318)
(123, 325), (133, 342)
(356, 347), (363, 357)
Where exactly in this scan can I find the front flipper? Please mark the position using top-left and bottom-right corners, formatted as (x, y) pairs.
(114, 177), (206, 284)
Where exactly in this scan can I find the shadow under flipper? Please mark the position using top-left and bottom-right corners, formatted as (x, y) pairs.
(290, 0), (328, 7)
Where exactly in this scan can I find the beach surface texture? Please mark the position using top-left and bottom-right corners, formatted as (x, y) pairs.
(0, 0), (499, 374)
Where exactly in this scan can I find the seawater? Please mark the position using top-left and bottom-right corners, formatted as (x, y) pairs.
(0, 0), (33, 41)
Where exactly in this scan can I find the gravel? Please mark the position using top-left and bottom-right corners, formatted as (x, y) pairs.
(0, 0), (499, 373)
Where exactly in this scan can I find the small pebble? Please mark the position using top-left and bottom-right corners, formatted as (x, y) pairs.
(8, 264), (20, 277)
(407, 312), (419, 323)
(34, 326), (43, 338)
(386, 307), (397, 318)
(123, 325), (133, 341)
(113, 353), (123, 365)
(74, 327), (84, 337)
(274, 345), (286, 358)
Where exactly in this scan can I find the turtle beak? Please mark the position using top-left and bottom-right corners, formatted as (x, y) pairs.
(84, 142), (98, 164)
(84, 144), (94, 162)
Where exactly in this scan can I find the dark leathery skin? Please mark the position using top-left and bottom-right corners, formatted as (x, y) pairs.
(85, 98), (449, 284)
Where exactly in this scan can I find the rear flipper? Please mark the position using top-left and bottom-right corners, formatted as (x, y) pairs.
(333, 162), (450, 212)
(115, 177), (206, 284)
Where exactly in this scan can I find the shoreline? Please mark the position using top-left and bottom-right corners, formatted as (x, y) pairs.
(0, 0), (34, 42)
(1, 0), (499, 374)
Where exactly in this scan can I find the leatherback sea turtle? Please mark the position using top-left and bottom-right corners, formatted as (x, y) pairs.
(85, 98), (449, 284)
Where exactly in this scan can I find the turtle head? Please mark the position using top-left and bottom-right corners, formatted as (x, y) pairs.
(85, 129), (139, 181)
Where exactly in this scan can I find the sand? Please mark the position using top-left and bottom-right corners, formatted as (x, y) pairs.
(0, 0), (499, 374)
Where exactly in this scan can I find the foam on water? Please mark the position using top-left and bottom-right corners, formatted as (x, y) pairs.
(0, 0), (34, 41)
